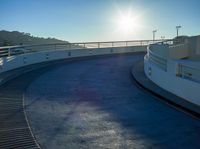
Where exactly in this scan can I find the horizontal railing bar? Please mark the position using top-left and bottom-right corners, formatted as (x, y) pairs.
(148, 46), (167, 71)
(0, 39), (172, 58)
(180, 64), (200, 71)
(73, 39), (166, 45)
(0, 39), (168, 49)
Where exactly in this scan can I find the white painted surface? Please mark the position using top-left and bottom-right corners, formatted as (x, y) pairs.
(196, 36), (200, 55)
(144, 55), (200, 106)
(0, 46), (146, 73)
(148, 44), (168, 58)
(169, 44), (189, 59)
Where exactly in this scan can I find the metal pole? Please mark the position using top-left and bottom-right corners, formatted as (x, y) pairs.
(177, 29), (178, 37)
(176, 26), (181, 37)
(152, 30), (157, 43)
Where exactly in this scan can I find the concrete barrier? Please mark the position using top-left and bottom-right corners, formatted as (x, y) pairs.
(144, 55), (200, 107)
(0, 46), (146, 85)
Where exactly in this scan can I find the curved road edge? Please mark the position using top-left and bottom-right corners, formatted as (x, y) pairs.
(131, 60), (200, 119)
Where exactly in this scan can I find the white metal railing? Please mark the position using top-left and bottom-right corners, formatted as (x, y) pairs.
(0, 39), (163, 58)
(154, 38), (185, 46)
(148, 50), (167, 71)
(148, 38), (200, 83)
(178, 64), (200, 83)
(147, 39), (177, 71)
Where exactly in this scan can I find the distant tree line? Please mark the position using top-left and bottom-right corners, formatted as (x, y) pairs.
(0, 30), (69, 46)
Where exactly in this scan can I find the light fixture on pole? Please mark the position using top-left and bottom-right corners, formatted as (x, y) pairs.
(152, 30), (157, 42)
(176, 26), (182, 37)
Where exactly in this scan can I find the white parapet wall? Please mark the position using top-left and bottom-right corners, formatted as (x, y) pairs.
(144, 37), (200, 106)
(0, 46), (146, 74)
(144, 57), (200, 106)
(168, 43), (189, 59)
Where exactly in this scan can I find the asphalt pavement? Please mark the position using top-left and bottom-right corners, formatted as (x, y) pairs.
(25, 53), (200, 149)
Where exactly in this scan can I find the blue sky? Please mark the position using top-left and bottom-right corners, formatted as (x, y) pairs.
(0, 0), (200, 42)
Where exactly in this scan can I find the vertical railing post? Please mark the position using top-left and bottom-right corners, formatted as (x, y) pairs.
(98, 42), (100, 48)
(112, 42), (114, 47)
(180, 64), (183, 78)
(8, 48), (11, 56)
(69, 43), (72, 49)
(177, 63), (181, 77)
(125, 41), (128, 47)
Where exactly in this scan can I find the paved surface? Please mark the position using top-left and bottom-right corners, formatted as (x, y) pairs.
(25, 54), (200, 149)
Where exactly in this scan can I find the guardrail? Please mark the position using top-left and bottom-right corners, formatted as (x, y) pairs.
(178, 64), (200, 83)
(153, 38), (185, 46)
(147, 39), (180, 71)
(148, 50), (167, 71)
(0, 39), (163, 58)
(147, 39), (171, 71)
(148, 38), (200, 82)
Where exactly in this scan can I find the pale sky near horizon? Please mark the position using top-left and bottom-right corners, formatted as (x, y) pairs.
(0, 0), (200, 42)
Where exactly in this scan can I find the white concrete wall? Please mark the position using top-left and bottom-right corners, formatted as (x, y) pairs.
(144, 56), (200, 106)
(188, 36), (200, 60)
(0, 46), (146, 73)
(169, 44), (189, 59)
(148, 44), (169, 58)
(196, 36), (200, 55)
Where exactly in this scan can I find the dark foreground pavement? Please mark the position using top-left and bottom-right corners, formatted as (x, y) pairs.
(25, 54), (200, 149)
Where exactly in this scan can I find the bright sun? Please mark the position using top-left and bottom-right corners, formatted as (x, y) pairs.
(115, 11), (142, 35)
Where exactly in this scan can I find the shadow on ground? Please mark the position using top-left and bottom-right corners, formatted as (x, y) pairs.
(25, 54), (200, 149)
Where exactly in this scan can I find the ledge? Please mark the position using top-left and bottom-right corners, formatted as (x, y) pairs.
(131, 60), (200, 119)
(0, 52), (143, 86)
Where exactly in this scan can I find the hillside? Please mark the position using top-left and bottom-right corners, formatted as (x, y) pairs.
(0, 30), (69, 46)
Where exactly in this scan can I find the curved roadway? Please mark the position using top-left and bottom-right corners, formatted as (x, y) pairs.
(25, 54), (200, 149)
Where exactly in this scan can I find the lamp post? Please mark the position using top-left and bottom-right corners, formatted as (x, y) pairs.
(152, 30), (157, 43)
(176, 26), (182, 37)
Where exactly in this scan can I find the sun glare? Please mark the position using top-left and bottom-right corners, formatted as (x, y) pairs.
(115, 10), (142, 36)
(118, 15), (134, 33)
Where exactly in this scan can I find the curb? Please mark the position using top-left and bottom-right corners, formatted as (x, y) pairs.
(130, 60), (200, 120)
